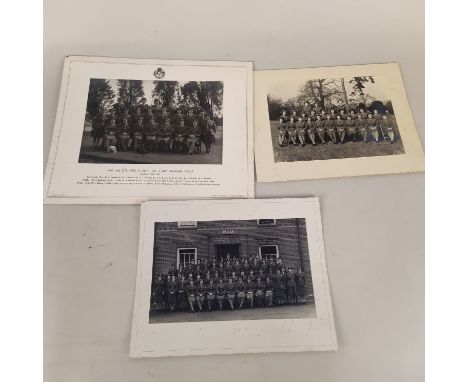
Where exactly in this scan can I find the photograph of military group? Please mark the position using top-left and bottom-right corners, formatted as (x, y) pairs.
(78, 79), (224, 164)
(149, 218), (315, 323)
(267, 76), (405, 162)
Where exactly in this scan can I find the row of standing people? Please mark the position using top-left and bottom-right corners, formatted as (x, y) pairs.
(152, 260), (308, 313)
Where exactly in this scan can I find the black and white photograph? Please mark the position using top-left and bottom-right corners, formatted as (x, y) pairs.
(268, 76), (404, 163)
(79, 79), (224, 164)
(130, 198), (336, 357)
(149, 218), (315, 323)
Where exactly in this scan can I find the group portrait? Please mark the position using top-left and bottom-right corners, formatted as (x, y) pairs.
(79, 78), (224, 165)
(267, 75), (405, 162)
(149, 218), (316, 323)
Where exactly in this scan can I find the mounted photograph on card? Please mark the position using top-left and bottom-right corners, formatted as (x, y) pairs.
(44, 56), (254, 204)
(130, 198), (337, 357)
(254, 63), (424, 182)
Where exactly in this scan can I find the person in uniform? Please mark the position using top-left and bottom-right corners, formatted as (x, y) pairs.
(312, 102), (322, 115)
(306, 117), (316, 145)
(381, 115), (396, 143)
(324, 115), (337, 144)
(195, 279), (206, 312)
(226, 278), (236, 310)
(314, 115), (326, 144)
(290, 110), (298, 122)
(245, 277), (255, 308)
(372, 109), (383, 123)
(202, 115), (216, 154)
(137, 97), (149, 115)
(276, 117), (288, 147)
(104, 117), (118, 152)
(336, 99), (347, 114)
(338, 108), (348, 121)
(173, 119), (188, 152)
(154, 274), (165, 311)
(296, 267), (306, 304)
(279, 109), (289, 122)
(116, 117), (131, 151)
(366, 114), (379, 142)
(236, 277), (246, 309)
(132, 117), (145, 152)
(324, 99), (334, 114)
(264, 276), (274, 307)
(301, 101), (312, 116)
(348, 99), (358, 114)
(186, 279), (197, 313)
(286, 268), (297, 304)
(186, 119), (200, 155)
(254, 277), (265, 308)
(356, 113), (368, 142)
(91, 114), (105, 149)
(335, 115), (346, 143)
(167, 275), (178, 311)
(215, 277), (226, 310)
(286, 117), (298, 145)
(206, 279), (216, 311)
(144, 115), (158, 152)
(349, 109), (357, 120)
(359, 108), (368, 120)
(156, 118), (174, 151)
(296, 117), (308, 147)
(177, 275), (187, 311)
(345, 116), (357, 143)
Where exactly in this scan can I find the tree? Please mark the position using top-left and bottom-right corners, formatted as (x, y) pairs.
(180, 81), (224, 117)
(86, 79), (114, 121)
(117, 80), (144, 108)
(152, 81), (177, 107)
(296, 78), (343, 107)
(267, 95), (285, 120)
(347, 76), (375, 96)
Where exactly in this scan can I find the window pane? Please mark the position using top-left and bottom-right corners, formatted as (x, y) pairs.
(260, 245), (278, 255)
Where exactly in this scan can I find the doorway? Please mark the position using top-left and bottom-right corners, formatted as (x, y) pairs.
(216, 244), (240, 260)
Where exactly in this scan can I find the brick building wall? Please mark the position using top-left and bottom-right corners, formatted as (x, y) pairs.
(152, 218), (314, 298)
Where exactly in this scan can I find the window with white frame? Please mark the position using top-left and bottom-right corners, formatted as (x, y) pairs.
(259, 245), (279, 260)
(177, 221), (197, 229)
(257, 219), (276, 226)
(177, 248), (197, 268)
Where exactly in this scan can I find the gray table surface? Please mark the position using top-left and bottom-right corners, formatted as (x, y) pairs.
(44, 1), (424, 381)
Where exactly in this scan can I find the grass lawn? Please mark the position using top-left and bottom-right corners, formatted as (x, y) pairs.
(149, 302), (316, 324)
(270, 121), (405, 163)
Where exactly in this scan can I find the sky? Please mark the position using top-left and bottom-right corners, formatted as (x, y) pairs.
(268, 76), (390, 103)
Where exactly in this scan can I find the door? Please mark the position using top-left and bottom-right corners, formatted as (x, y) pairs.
(216, 244), (240, 260)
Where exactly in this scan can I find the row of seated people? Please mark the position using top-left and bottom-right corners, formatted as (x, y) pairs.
(151, 262), (308, 312)
(91, 108), (217, 154)
(277, 108), (398, 146)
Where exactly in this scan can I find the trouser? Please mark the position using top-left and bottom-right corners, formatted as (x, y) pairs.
(133, 133), (144, 151)
(298, 132), (306, 145)
(247, 292), (254, 307)
(196, 295), (205, 311)
(317, 130), (326, 143)
(216, 294), (225, 310)
(119, 133), (130, 151)
(338, 129), (346, 142)
(145, 135), (156, 151)
(308, 131), (316, 144)
(237, 292), (246, 308)
(327, 130), (337, 143)
(347, 129), (357, 141)
(255, 292), (264, 307)
(188, 295), (196, 312)
(359, 128), (368, 142)
(370, 129), (379, 142)
(278, 133), (286, 146)
(387, 131), (395, 142)
(168, 292), (177, 310)
(265, 291), (273, 306)
(206, 293), (215, 311)
(289, 133), (298, 145)
(227, 293), (236, 310)
(177, 292), (186, 311)
(157, 137), (172, 150)
(186, 136), (197, 154)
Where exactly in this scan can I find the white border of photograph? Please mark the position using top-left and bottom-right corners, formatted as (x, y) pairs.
(44, 56), (254, 204)
(254, 63), (424, 182)
(130, 198), (337, 357)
